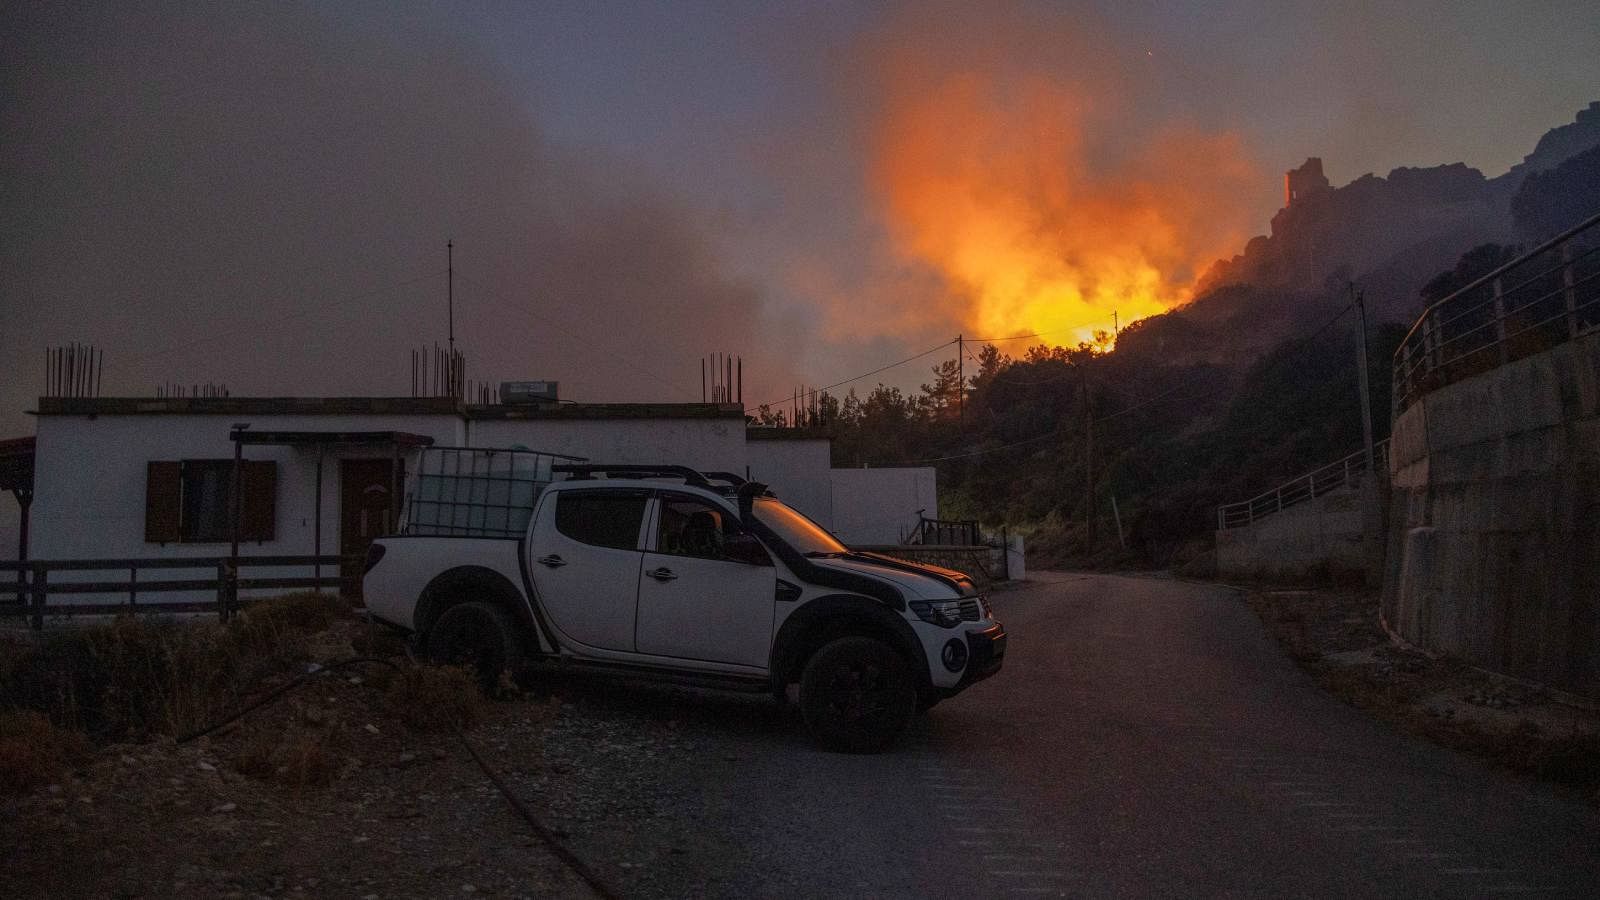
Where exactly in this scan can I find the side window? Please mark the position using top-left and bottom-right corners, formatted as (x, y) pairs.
(656, 494), (742, 561)
(553, 490), (647, 551)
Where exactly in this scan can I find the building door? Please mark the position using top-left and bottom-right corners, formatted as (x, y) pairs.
(341, 458), (402, 597)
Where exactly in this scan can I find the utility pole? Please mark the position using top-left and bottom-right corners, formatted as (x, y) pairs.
(1081, 361), (1096, 547)
(1353, 284), (1375, 473)
(957, 334), (964, 426)
(447, 240), (455, 357)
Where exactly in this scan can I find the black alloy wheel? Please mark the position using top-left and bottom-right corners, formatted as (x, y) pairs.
(426, 601), (523, 693)
(799, 635), (916, 753)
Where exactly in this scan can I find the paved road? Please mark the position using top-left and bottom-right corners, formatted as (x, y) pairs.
(511, 573), (1600, 898)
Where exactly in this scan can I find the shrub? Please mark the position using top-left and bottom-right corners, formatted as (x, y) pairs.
(0, 593), (349, 743)
(384, 665), (485, 733)
(230, 592), (345, 657)
(0, 709), (90, 795)
(233, 725), (343, 789)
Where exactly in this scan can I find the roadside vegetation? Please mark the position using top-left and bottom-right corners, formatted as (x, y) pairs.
(755, 313), (1406, 570)
(0, 592), (481, 794)
(0, 595), (580, 897)
(751, 163), (1599, 571)
(1247, 586), (1600, 801)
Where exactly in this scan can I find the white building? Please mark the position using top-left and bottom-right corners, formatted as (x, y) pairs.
(11, 397), (937, 592)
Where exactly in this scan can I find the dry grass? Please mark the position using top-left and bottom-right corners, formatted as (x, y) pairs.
(1, 593), (534, 800)
(1022, 512), (1144, 572)
(0, 709), (91, 794)
(384, 665), (486, 733)
(1, 592), (348, 744)
(232, 725), (344, 789)
(1248, 588), (1600, 798)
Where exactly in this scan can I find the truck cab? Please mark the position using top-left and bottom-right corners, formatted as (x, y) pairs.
(364, 458), (1005, 752)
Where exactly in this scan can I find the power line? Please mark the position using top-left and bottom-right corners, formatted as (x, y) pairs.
(750, 339), (957, 410)
(894, 427), (1067, 464)
(968, 315), (1116, 344)
(755, 314), (1113, 415)
(881, 301), (1358, 465)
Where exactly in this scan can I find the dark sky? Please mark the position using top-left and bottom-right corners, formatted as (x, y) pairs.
(3, 0), (1597, 437)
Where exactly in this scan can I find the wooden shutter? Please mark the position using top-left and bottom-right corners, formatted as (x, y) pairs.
(241, 460), (277, 542)
(144, 461), (182, 543)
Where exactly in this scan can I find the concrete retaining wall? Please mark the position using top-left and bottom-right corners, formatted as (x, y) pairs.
(1382, 330), (1600, 699)
(1216, 477), (1383, 582)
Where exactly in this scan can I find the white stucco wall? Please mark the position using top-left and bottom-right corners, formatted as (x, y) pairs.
(20, 408), (793, 608)
(828, 467), (937, 545)
(29, 411), (747, 564)
(744, 437), (834, 528)
(465, 417), (745, 474)
(30, 412), (465, 564)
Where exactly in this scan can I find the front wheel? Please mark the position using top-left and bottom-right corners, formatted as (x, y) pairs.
(426, 601), (524, 693)
(799, 636), (916, 753)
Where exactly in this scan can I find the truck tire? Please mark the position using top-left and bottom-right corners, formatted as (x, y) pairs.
(426, 601), (524, 692)
(799, 636), (916, 753)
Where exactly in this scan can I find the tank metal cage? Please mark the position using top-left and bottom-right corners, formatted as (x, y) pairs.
(402, 446), (586, 538)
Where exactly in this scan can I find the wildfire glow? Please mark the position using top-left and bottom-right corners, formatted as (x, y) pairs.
(870, 66), (1262, 345)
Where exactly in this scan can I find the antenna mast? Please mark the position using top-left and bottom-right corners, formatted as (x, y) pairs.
(447, 240), (455, 356)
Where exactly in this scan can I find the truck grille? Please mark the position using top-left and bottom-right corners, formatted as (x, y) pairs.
(959, 599), (982, 621)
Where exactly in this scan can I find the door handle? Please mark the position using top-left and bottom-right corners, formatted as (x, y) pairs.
(647, 567), (677, 582)
(537, 555), (566, 568)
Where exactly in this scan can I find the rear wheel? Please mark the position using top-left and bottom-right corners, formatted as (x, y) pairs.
(426, 601), (524, 692)
(799, 636), (916, 753)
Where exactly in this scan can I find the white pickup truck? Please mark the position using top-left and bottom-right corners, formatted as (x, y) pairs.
(363, 452), (1005, 752)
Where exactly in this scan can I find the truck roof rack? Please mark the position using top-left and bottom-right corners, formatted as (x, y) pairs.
(551, 463), (713, 489)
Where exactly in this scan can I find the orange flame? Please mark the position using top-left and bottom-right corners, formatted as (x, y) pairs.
(869, 63), (1261, 345)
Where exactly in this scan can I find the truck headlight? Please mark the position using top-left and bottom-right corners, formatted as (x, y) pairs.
(909, 599), (963, 628)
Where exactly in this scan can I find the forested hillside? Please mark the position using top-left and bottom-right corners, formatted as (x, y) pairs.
(755, 103), (1600, 569)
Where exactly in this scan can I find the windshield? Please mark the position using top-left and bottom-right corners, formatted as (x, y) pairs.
(752, 497), (848, 556)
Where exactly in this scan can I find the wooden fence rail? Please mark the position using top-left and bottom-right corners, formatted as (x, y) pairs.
(0, 555), (358, 629)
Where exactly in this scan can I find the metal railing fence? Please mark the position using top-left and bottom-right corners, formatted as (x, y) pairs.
(0, 554), (355, 629)
(1216, 440), (1389, 530)
(1392, 212), (1600, 414)
(906, 517), (982, 546)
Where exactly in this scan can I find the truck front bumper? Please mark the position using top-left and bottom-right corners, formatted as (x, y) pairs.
(938, 622), (1006, 697)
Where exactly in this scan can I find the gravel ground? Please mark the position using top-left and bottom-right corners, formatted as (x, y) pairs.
(0, 673), (596, 899)
(7, 578), (1598, 898)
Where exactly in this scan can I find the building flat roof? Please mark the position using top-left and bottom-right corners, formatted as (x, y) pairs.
(463, 402), (746, 421)
(32, 397), (748, 421)
(745, 426), (834, 441)
(229, 429), (436, 447)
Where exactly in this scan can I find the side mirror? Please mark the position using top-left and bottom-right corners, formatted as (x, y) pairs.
(724, 532), (773, 567)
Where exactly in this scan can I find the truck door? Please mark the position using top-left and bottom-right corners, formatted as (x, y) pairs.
(525, 487), (648, 652)
(635, 492), (776, 668)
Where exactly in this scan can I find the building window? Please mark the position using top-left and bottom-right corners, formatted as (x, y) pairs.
(145, 459), (276, 544)
(553, 489), (647, 551)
